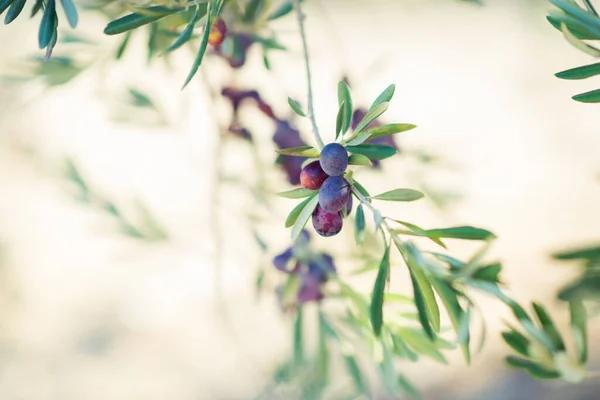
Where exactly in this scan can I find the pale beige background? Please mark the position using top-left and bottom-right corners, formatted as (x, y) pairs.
(0, 0), (599, 399)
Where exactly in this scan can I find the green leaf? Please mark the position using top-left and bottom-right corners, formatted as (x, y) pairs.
(556, 62), (600, 79)
(335, 101), (346, 140)
(553, 245), (600, 260)
(284, 194), (317, 228)
(389, 219), (446, 248)
(572, 89), (600, 103)
(316, 311), (329, 384)
(4, 0), (24, 24)
(243, 0), (265, 22)
(583, 0), (598, 16)
(369, 84), (395, 112)
(276, 187), (317, 199)
(116, 31), (132, 59)
(396, 327), (447, 363)
(372, 189), (424, 202)
(39, 0), (57, 49)
(165, 6), (200, 52)
(337, 80), (353, 136)
(355, 102), (389, 134)
(181, 3), (214, 89)
(472, 263), (502, 282)
(293, 306), (303, 365)
(379, 337), (400, 396)
(291, 194), (319, 240)
(431, 278), (470, 363)
(348, 153), (373, 166)
(0, 0), (16, 16)
(370, 244), (390, 336)
(425, 226), (495, 240)
(532, 303), (566, 351)
(59, 0), (78, 28)
(268, 1), (293, 20)
(104, 6), (184, 35)
(343, 354), (366, 393)
(343, 123), (416, 146)
(397, 374), (420, 399)
(410, 270), (435, 340)
(287, 97), (306, 117)
(354, 204), (366, 245)
(569, 300), (588, 363)
(396, 241), (441, 334)
(551, 0), (600, 31)
(502, 330), (530, 357)
(346, 144), (397, 160)
(520, 319), (555, 352)
(391, 333), (419, 361)
(561, 22), (600, 56)
(276, 146), (320, 157)
(352, 180), (371, 201)
(505, 356), (560, 379)
(547, 13), (600, 40)
(30, 0), (43, 17)
(373, 210), (383, 232)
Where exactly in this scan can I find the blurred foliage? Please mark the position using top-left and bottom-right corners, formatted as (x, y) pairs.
(64, 158), (169, 241)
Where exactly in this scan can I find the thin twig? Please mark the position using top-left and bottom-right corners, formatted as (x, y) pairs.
(293, 0), (325, 149)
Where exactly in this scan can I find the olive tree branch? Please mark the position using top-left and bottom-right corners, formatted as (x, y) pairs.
(293, 0), (325, 149)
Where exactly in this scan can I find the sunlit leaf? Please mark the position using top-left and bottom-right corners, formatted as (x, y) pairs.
(335, 101), (345, 140)
(551, 0), (600, 30)
(391, 333), (419, 361)
(348, 153), (373, 166)
(284, 194), (317, 228)
(355, 102), (389, 133)
(471, 262), (502, 283)
(561, 22), (600, 56)
(388, 219), (446, 248)
(431, 278), (470, 363)
(337, 80), (353, 136)
(369, 84), (395, 112)
(396, 327), (447, 363)
(291, 195), (319, 240)
(502, 330), (530, 357)
(352, 180), (371, 202)
(277, 187), (317, 199)
(276, 146), (320, 157)
(372, 189), (424, 202)
(547, 12), (600, 40)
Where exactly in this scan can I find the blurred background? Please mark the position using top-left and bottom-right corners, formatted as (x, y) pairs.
(0, 0), (599, 398)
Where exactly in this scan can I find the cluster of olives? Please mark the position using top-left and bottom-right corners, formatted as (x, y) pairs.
(300, 143), (353, 237)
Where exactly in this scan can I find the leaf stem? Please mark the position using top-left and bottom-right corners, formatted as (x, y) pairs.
(293, 0), (325, 149)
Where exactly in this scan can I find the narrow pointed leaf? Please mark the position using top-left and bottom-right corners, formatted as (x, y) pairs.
(551, 0), (600, 29)
(276, 146), (320, 157)
(293, 306), (303, 365)
(505, 356), (560, 379)
(355, 102), (389, 133)
(277, 187), (317, 199)
(425, 226), (495, 240)
(60, 0), (78, 28)
(397, 240), (441, 333)
(344, 354), (366, 393)
(583, 0), (598, 16)
(431, 278), (470, 363)
(3, 0), (24, 24)
(572, 89), (600, 103)
(104, 6), (184, 35)
(181, 4), (213, 89)
(370, 244), (390, 336)
(369, 84), (395, 112)
(0, 0), (16, 16)
(116, 31), (132, 59)
(389, 219), (446, 248)
(39, 0), (57, 49)
(396, 327), (447, 363)
(346, 144), (397, 160)
(354, 204), (365, 244)
(352, 180), (371, 201)
(373, 189), (424, 202)
(284, 194), (317, 228)
(337, 80), (352, 135)
(268, 1), (292, 20)
(532, 303), (566, 351)
(502, 330), (530, 357)
(556, 62), (600, 79)
(569, 300), (588, 363)
(547, 12), (600, 39)
(287, 97), (306, 117)
(561, 22), (600, 56)
(335, 101), (345, 139)
(166, 6), (200, 52)
(410, 270), (434, 340)
(291, 194), (319, 240)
